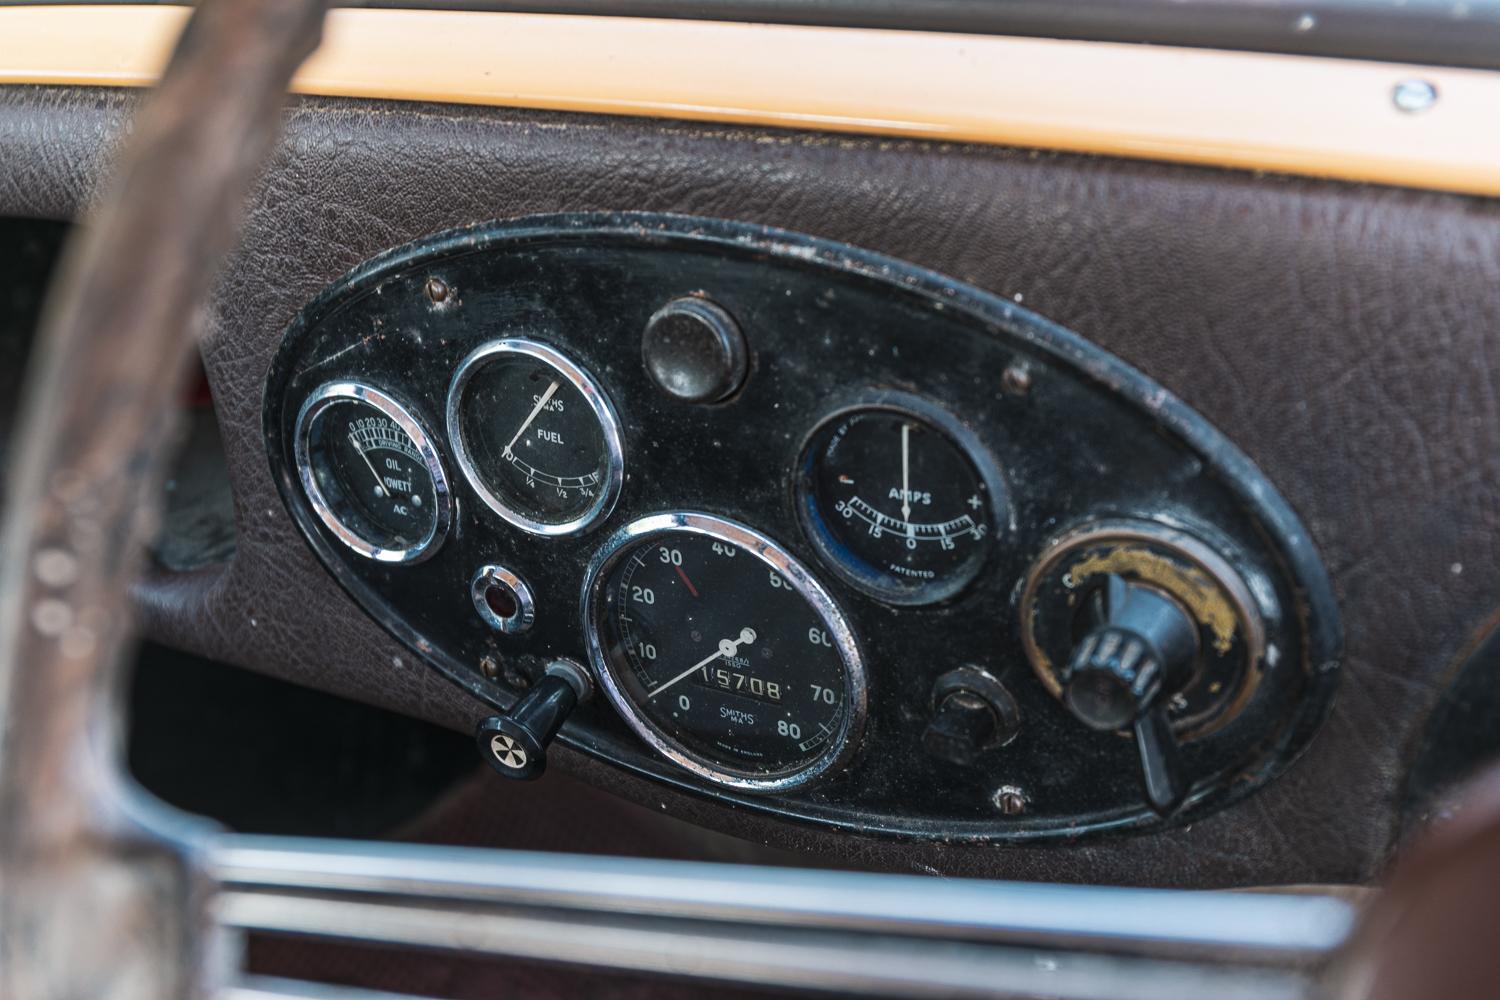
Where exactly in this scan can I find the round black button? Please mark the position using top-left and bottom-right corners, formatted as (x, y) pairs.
(641, 297), (747, 404)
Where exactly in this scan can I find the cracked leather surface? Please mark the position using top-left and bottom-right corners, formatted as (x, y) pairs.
(4, 84), (1499, 887)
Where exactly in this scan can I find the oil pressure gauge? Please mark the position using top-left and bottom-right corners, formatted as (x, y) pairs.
(797, 397), (1006, 605)
(294, 382), (451, 563)
(447, 339), (624, 536)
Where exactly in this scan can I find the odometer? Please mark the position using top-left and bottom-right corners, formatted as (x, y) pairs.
(584, 513), (867, 792)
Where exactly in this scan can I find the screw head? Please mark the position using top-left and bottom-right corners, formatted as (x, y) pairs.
(425, 276), (451, 304)
(480, 654), (502, 680)
(993, 785), (1029, 816)
(1392, 79), (1438, 114)
(1002, 363), (1032, 396)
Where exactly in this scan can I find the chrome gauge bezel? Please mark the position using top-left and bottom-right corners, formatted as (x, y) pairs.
(446, 338), (625, 537)
(293, 381), (452, 564)
(794, 391), (1009, 606)
(583, 512), (869, 794)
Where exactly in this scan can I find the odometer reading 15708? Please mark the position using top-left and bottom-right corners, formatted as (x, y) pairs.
(585, 514), (868, 793)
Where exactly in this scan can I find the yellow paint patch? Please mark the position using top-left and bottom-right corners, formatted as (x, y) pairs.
(1068, 547), (1239, 654)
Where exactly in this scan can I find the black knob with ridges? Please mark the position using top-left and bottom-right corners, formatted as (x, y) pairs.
(1063, 574), (1198, 814)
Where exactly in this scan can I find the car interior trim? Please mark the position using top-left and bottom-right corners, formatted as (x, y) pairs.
(55, 0), (1500, 72)
(211, 835), (1353, 998)
(1, 5), (1499, 197)
(209, 836), (1357, 956)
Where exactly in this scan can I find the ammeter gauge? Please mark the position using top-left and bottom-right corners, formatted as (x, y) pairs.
(797, 398), (1005, 605)
(294, 382), (451, 563)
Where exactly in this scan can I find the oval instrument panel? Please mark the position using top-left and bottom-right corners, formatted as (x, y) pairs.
(263, 213), (1340, 841)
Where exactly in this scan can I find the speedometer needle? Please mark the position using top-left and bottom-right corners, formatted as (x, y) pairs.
(647, 627), (757, 700)
(502, 380), (560, 458)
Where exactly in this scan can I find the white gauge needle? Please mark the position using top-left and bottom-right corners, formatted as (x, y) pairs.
(350, 434), (387, 496)
(900, 421), (913, 535)
(503, 380), (560, 457)
(648, 627), (757, 700)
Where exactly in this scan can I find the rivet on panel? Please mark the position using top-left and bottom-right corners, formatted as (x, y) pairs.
(1002, 363), (1032, 397)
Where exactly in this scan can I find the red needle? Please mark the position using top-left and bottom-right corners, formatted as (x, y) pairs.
(675, 565), (700, 598)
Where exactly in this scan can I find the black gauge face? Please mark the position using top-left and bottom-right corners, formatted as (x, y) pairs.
(449, 340), (623, 534)
(799, 405), (1000, 604)
(297, 386), (448, 562)
(588, 516), (866, 790)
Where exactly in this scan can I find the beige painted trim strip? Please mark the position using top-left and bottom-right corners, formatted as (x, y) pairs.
(1, 4), (1498, 197)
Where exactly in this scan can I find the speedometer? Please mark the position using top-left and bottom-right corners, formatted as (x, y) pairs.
(584, 513), (867, 793)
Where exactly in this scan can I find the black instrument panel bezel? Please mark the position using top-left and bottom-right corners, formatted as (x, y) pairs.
(263, 212), (1341, 843)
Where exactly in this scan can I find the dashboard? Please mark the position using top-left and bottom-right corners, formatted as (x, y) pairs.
(4, 76), (1496, 888)
(262, 214), (1339, 841)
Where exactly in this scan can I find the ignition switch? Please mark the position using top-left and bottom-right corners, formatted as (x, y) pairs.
(1063, 574), (1199, 813)
(1020, 519), (1270, 816)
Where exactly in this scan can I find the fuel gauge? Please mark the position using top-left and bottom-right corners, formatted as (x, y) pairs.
(447, 339), (624, 536)
(295, 382), (451, 563)
(797, 398), (1005, 605)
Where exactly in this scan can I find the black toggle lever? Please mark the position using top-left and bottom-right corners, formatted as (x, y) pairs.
(475, 658), (592, 781)
(1062, 574), (1199, 815)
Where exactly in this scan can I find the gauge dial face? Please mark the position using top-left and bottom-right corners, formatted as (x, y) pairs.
(586, 514), (866, 792)
(295, 383), (450, 562)
(798, 404), (1001, 604)
(448, 339), (624, 536)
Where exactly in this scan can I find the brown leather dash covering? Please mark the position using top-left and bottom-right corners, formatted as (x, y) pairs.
(2, 84), (1497, 887)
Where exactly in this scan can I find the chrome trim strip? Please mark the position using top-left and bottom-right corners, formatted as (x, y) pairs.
(209, 837), (1355, 961)
(219, 896), (1322, 1000)
(445, 337), (625, 537)
(580, 512), (869, 793)
(293, 381), (451, 564)
(224, 978), (432, 1000)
